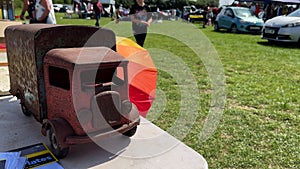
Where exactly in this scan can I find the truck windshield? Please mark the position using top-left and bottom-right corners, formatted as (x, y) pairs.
(80, 66), (125, 92)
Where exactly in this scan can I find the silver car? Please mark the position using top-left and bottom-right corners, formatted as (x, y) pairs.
(262, 8), (300, 43)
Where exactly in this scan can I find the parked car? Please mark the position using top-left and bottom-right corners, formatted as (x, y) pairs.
(189, 9), (205, 22)
(53, 4), (63, 12)
(59, 5), (71, 13)
(183, 5), (205, 22)
(261, 8), (300, 44)
(214, 6), (264, 33)
(53, 4), (71, 13)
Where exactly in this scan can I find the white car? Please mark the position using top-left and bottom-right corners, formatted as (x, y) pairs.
(53, 4), (63, 12)
(262, 8), (300, 43)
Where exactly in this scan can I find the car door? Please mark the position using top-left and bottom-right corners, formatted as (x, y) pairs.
(222, 8), (234, 29)
(216, 8), (226, 28)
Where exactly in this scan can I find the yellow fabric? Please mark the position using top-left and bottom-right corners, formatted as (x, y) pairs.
(116, 36), (145, 50)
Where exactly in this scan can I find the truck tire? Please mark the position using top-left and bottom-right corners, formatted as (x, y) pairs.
(21, 103), (31, 116)
(122, 126), (137, 137)
(49, 127), (69, 159)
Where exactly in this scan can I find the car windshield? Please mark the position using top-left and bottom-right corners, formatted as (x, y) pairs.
(234, 8), (255, 17)
(288, 8), (300, 17)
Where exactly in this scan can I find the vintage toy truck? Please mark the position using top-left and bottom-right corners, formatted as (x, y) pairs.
(5, 24), (140, 158)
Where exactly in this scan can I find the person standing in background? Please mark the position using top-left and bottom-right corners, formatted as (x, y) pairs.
(93, 0), (103, 27)
(115, 4), (123, 24)
(129, 0), (152, 47)
(264, 2), (275, 21)
(282, 5), (288, 15)
(250, 2), (256, 14)
(255, 3), (261, 16)
(20, 0), (35, 21)
(31, 0), (56, 24)
(110, 4), (114, 20)
(202, 3), (210, 28)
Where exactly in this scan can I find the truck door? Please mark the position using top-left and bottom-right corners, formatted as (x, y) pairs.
(46, 66), (72, 119)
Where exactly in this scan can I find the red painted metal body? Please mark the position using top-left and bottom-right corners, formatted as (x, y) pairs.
(5, 25), (140, 157)
(5, 24), (116, 122)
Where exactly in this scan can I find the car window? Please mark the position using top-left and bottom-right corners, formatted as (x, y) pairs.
(219, 8), (225, 15)
(288, 8), (300, 17)
(234, 8), (254, 17)
(224, 9), (233, 17)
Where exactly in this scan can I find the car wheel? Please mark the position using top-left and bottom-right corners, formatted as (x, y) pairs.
(268, 39), (275, 44)
(214, 22), (219, 31)
(231, 24), (238, 33)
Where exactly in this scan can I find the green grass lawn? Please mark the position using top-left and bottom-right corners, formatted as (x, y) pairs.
(191, 28), (300, 168)
(14, 10), (300, 168)
(144, 24), (299, 168)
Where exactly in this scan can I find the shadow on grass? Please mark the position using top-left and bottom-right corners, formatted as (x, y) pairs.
(209, 29), (261, 36)
(257, 41), (300, 49)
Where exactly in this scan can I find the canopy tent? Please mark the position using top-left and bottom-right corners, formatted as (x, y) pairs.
(219, 0), (234, 7)
(218, 0), (300, 6)
(116, 37), (157, 117)
(271, 0), (300, 4)
(218, 0), (265, 7)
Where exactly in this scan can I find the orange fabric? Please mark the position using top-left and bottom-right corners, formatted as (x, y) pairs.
(127, 62), (157, 96)
(116, 37), (157, 117)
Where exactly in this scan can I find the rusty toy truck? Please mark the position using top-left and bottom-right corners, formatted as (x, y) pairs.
(5, 24), (140, 158)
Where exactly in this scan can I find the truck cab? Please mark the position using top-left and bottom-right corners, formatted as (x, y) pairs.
(42, 47), (140, 158)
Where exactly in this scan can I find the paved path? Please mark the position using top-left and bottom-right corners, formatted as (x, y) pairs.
(0, 51), (9, 95)
(0, 55), (208, 168)
(0, 52), (9, 95)
(0, 95), (208, 169)
(0, 22), (208, 167)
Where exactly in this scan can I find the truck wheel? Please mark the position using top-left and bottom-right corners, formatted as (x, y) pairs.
(20, 103), (31, 116)
(49, 127), (69, 159)
(122, 126), (137, 137)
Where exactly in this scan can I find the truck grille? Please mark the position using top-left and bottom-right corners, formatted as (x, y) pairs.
(91, 91), (121, 129)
